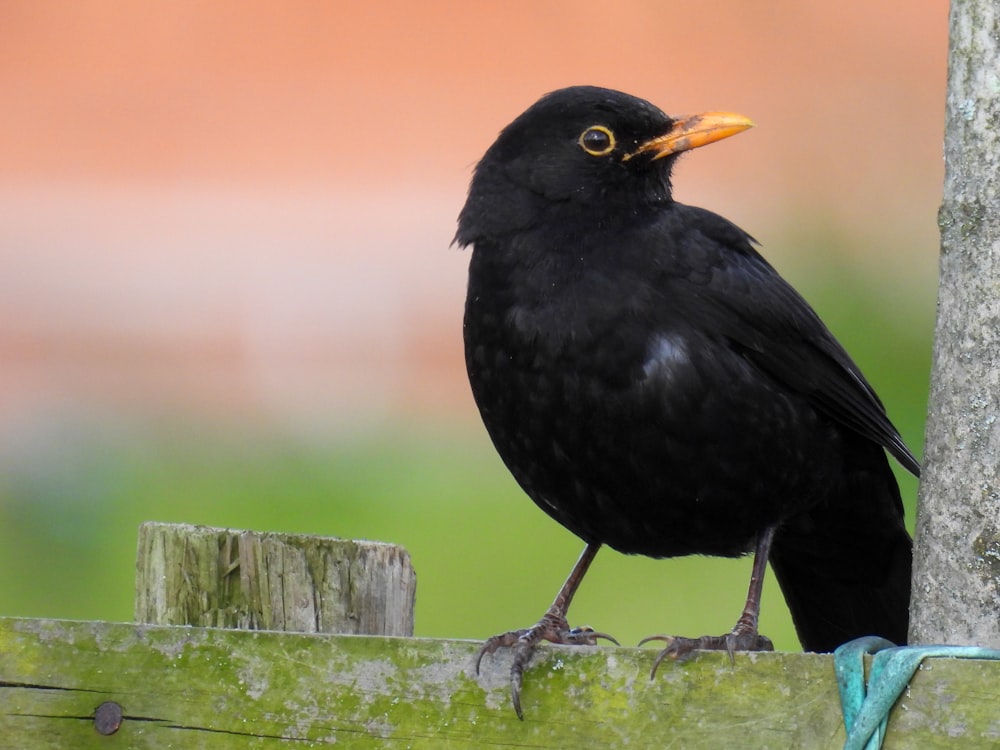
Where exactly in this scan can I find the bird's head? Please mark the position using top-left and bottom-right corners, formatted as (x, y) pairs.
(456, 86), (752, 246)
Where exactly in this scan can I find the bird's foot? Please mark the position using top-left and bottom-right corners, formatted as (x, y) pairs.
(476, 611), (618, 719)
(639, 629), (774, 678)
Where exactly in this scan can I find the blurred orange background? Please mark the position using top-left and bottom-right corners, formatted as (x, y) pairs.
(0, 1), (945, 430)
(0, 2), (944, 644)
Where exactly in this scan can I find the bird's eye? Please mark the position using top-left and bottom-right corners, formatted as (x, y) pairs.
(578, 126), (616, 156)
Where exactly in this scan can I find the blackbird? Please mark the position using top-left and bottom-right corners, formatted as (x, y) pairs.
(457, 85), (918, 718)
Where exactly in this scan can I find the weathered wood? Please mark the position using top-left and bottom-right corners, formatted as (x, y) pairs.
(135, 522), (416, 636)
(1, 617), (998, 748)
(911, 0), (1000, 647)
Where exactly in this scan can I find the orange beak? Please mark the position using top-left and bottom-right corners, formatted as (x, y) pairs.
(625, 112), (754, 161)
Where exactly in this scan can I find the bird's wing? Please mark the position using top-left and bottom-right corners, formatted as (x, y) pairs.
(655, 207), (920, 476)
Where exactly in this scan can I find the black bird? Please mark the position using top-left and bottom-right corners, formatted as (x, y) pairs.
(457, 86), (918, 718)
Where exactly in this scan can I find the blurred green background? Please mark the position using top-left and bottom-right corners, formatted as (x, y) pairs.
(0, 227), (934, 652)
(0, 2), (942, 653)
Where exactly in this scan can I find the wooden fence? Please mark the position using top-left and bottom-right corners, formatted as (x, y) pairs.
(1, 523), (997, 748)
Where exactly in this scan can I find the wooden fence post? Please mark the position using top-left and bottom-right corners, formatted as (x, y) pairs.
(134, 522), (416, 636)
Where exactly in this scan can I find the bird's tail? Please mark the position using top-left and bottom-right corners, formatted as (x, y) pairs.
(768, 447), (912, 652)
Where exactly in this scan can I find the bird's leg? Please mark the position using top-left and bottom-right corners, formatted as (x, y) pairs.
(475, 542), (618, 719)
(726, 524), (775, 645)
(641, 526), (776, 677)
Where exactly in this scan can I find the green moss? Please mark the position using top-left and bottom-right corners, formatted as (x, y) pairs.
(5, 619), (1000, 747)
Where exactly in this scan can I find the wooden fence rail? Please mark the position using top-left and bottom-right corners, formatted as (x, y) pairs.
(0, 524), (997, 748)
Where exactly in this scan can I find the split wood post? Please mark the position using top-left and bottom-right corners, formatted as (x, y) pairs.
(910, 0), (1000, 647)
(134, 522), (416, 636)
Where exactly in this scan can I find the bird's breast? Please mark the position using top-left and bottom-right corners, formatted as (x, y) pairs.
(463, 238), (840, 559)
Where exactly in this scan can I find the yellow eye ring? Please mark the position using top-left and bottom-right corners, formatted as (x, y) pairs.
(578, 125), (616, 156)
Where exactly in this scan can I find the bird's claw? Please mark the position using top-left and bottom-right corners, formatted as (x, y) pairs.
(476, 613), (618, 719)
(564, 624), (620, 647)
(639, 630), (774, 677)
